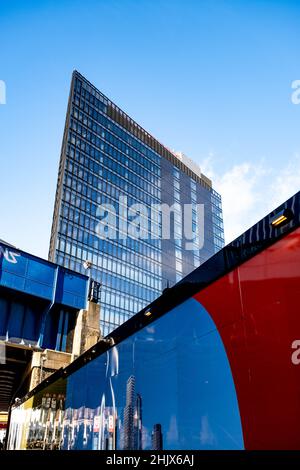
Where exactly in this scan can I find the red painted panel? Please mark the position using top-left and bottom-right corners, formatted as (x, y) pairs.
(194, 228), (300, 449)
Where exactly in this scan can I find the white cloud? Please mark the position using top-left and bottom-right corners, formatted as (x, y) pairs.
(269, 154), (300, 207)
(200, 153), (300, 244)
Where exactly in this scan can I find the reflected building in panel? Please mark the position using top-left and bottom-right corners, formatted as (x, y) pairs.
(123, 375), (136, 450)
(82, 407), (94, 449)
(123, 375), (144, 450)
(152, 424), (163, 450)
(98, 405), (117, 450)
(134, 393), (142, 450)
(97, 347), (119, 450)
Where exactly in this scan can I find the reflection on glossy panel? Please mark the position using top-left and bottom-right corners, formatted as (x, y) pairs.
(9, 226), (300, 450)
(8, 299), (243, 450)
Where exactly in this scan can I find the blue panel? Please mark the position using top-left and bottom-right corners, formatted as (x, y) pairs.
(0, 297), (40, 345)
(61, 298), (244, 450)
(7, 302), (25, 342)
(0, 268), (27, 293)
(26, 258), (56, 284)
(0, 244), (55, 301)
(7, 298), (244, 450)
(56, 270), (88, 310)
(24, 279), (54, 300)
(0, 297), (9, 339)
(0, 242), (88, 309)
(22, 305), (38, 345)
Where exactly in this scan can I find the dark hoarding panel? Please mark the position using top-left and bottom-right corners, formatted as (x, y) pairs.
(8, 297), (244, 450)
(62, 297), (243, 450)
(7, 192), (300, 450)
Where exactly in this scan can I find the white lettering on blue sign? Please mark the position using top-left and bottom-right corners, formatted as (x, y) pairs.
(0, 245), (20, 264)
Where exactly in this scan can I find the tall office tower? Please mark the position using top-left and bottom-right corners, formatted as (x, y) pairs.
(49, 71), (224, 335)
(134, 393), (142, 450)
(123, 375), (136, 450)
(151, 424), (163, 450)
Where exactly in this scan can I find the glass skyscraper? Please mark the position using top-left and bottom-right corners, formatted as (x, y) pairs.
(49, 71), (224, 336)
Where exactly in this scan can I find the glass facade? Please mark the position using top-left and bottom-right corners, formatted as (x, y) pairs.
(49, 71), (224, 336)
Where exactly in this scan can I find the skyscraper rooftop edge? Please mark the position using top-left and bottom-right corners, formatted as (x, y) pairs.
(72, 70), (213, 190)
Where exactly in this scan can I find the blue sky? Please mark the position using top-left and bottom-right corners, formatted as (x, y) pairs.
(0, 0), (300, 257)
